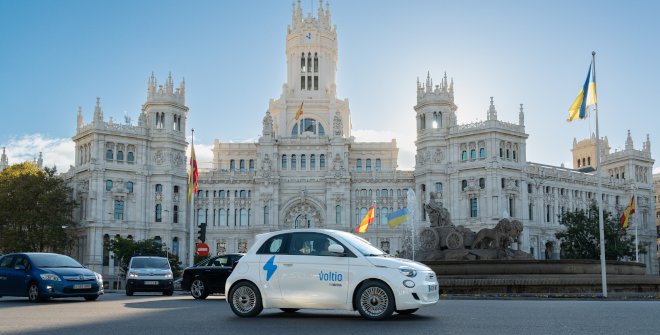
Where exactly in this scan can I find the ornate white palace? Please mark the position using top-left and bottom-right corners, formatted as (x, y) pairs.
(57, 1), (657, 287)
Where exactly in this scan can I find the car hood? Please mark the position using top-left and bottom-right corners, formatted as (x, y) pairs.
(129, 268), (171, 275)
(365, 256), (432, 271)
(41, 267), (96, 276)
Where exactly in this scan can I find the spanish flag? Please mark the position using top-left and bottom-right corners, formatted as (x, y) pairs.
(187, 141), (198, 203)
(294, 101), (304, 121)
(620, 195), (635, 230)
(356, 205), (375, 233)
(567, 60), (597, 122)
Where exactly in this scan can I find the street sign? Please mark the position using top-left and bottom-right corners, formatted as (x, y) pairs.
(196, 243), (209, 257)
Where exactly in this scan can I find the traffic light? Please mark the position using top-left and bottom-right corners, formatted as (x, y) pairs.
(197, 222), (207, 243)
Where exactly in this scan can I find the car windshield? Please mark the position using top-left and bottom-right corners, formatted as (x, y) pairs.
(131, 257), (170, 269)
(30, 254), (84, 268)
(336, 231), (387, 257)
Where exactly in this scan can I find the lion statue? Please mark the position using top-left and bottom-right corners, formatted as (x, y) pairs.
(471, 218), (523, 249)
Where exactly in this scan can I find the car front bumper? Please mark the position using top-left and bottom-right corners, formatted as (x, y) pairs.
(126, 279), (174, 292)
(392, 270), (440, 310)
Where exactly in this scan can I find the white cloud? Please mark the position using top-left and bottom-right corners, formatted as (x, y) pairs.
(1, 134), (75, 172)
(653, 166), (660, 175)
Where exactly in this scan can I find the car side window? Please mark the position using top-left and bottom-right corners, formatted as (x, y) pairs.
(288, 233), (337, 256)
(212, 257), (228, 267)
(0, 255), (15, 268)
(14, 256), (29, 270)
(257, 234), (290, 254)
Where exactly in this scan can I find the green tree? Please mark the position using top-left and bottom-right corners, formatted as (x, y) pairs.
(555, 203), (643, 260)
(0, 162), (78, 254)
(108, 236), (182, 278)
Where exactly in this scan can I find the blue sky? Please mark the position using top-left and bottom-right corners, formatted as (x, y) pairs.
(1, 0), (659, 172)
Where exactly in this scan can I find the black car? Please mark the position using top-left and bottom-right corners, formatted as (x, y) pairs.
(181, 254), (243, 299)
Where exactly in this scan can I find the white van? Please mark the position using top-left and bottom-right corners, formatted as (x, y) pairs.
(125, 256), (174, 296)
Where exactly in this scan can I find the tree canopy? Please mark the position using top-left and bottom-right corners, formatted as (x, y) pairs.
(0, 163), (78, 254)
(555, 203), (643, 261)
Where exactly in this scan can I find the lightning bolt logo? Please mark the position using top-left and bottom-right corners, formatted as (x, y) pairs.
(263, 255), (277, 281)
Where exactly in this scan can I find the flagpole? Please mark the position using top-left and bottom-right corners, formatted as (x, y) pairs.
(592, 51), (608, 298)
(188, 129), (196, 267)
(634, 195), (639, 262)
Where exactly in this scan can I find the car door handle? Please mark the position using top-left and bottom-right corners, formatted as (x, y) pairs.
(282, 263), (293, 267)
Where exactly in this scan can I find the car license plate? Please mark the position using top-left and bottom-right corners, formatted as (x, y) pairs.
(428, 284), (438, 293)
(144, 281), (158, 285)
(73, 284), (92, 289)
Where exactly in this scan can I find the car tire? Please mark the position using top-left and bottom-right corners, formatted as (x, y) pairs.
(126, 288), (134, 296)
(27, 282), (45, 302)
(84, 295), (100, 301)
(163, 290), (174, 296)
(355, 281), (395, 320)
(228, 281), (263, 317)
(395, 308), (418, 315)
(280, 308), (300, 313)
(190, 279), (209, 299)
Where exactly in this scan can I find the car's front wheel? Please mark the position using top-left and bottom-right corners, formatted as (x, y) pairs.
(190, 278), (209, 299)
(125, 288), (134, 296)
(228, 281), (263, 317)
(355, 281), (395, 320)
(27, 283), (45, 302)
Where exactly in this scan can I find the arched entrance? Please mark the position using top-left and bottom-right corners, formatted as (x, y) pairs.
(281, 199), (324, 228)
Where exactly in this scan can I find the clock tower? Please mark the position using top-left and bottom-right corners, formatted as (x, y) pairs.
(265, 0), (350, 140)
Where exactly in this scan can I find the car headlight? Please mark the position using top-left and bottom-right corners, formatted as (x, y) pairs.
(40, 273), (61, 281)
(95, 272), (103, 282)
(164, 273), (173, 278)
(128, 272), (139, 278)
(398, 267), (417, 278)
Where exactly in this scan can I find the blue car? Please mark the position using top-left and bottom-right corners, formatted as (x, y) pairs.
(0, 252), (103, 302)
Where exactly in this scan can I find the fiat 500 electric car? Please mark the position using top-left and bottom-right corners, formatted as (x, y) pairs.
(225, 229), (439, 320)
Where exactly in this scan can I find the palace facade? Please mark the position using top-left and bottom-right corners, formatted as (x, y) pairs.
(58, 2), (657, 287)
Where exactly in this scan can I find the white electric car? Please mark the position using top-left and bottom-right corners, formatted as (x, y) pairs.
(225, 229), (439, 320)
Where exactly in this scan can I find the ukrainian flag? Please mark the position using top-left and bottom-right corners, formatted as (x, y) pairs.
(387, 208), (409, 228)
(567, 61), (597, 122)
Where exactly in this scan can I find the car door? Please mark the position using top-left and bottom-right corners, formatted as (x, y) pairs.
(206, 256), (232, 293)
(277, 232), (350, 309)
(0, 255), (16, 295)
(5, 255), (29, 295)
(256, 233), (290, 304)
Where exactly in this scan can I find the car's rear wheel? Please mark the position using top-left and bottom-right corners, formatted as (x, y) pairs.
(228, 281), (263, 317)
(163, 290), (174, 296)
(396, 308), (418, 315)
(84, 295), (100, 301)
(355, 281), (395, 320)
(27, 283), (45, 302)
(190, 278), (209, 299)
(126, 288), (134, 296)
(280, 308), (299, 313)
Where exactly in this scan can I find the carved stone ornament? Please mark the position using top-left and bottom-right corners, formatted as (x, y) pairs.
(333, 112), (343, 136)
(154, 150), (165, 165)
(171, 150), (184, 167)
(78, 180), (89, 193)
(261, 154), (272, 178)
(262, 111), (273, 137)
(283, 201), (323, 228)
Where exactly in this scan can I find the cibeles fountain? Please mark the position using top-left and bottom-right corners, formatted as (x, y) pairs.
(416, 192), (532, 261)
(405, 192), (660, 295)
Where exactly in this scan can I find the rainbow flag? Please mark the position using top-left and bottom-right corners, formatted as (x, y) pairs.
(355, 205), (375, 233)
(387, 208), (409, 228)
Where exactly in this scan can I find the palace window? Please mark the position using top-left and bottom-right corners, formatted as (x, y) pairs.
(155, 204), (162, 222)
(366, 159), (372, 172)
(479, 178), (485, 189)
(264, 206), (269, 225)
(105, 180), (113, 191)
(127, 151), (135, 163)
(117, 150), (124, 161)
(320, 154), (325, 169)
(356, 159), (362, 171)
(156, 184), (162, 193)
(291, 154), (297, 170)
(301, 154), (306, 169)
(470, 149), (476, 160)
(470, 198), (478, 218)
(106, 149), (113, 161)
(240, 159), (245, 172)
(281, 155), (287, 169)
(461, 151), (467, 161)
(230, 159), (235, 171)
(435, 182), (443, 193)
(376, 159), (381, 171)
(114, 200), (124, 220)
(249, 159), (255, 171)
(336, 205), (341, 224)
(173, 205), (179, 223)
(479, 148), (486, 159)
(310, 154), (316, 169)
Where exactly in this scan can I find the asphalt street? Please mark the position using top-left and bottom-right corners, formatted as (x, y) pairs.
(1, 292), (659, 335)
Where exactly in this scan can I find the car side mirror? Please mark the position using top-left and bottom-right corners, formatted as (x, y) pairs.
(14, 265), (26, 271)
(328, 244), (345, 256)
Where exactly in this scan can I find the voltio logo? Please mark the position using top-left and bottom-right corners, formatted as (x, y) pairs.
(319, 271), (343, 282)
